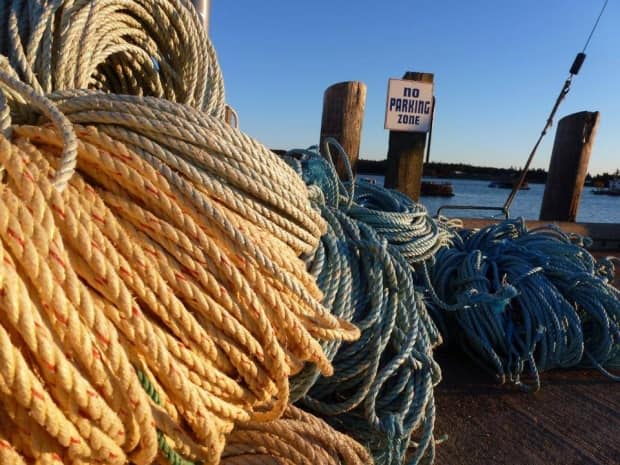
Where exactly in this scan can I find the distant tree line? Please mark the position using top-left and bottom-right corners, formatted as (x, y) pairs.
(355, 159), (615, 185)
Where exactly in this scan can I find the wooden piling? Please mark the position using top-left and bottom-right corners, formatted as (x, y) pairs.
(384, 72), (434, 201)
(319, 81), (367, 178)
(539, 111), (600, 222)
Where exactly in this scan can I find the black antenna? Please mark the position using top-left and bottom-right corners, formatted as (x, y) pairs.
(582, 0), (608, 53)
(503, 0), (608, 212)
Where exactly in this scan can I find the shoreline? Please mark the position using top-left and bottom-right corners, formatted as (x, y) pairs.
(357, 171), (549, 184)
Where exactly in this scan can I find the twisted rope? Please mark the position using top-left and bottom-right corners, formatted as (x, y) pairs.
(426, 218), (620, 391)
(348, 181), (452, 265)
(47, 90), (325, 256)
(0, 109), (357, 464)
(222, 405), (372, 465)
(0, 57), (77, 191)
(0, 0), (225, 116)
(287, 147), (443, 465)
(0, 2), (385, 464)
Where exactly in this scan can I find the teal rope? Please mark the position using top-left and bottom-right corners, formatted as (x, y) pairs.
(286, 147), (442, 465)
(290, 201), (356, 401)
(426, 218), (620, 390)
(347, 181), (451, 265)
(136, 370), (202, 465)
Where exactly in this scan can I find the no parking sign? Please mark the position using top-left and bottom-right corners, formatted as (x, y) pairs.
(384, 79), (434, 132)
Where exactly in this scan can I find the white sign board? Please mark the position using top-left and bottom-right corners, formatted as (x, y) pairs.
(384, 79), (433, 132)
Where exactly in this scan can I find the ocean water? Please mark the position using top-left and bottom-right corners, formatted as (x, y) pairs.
(357, 175), (620, 223)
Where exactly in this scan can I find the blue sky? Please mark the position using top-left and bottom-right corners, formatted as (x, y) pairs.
(210, 1), (618, 175)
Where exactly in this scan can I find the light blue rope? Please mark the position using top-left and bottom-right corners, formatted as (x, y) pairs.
(286, 143), (618, 465)
(347, 181), (451, 264)
(426, 218), (620, 390)
(290, 202), (356, 401)
(285, 145), (442, 465)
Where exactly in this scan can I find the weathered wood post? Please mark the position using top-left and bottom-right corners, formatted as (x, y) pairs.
(539, 111), (600, 222)
(319, 81), (367, 178)
(384, 72), (434, 201)
(225, 105), (239, 128)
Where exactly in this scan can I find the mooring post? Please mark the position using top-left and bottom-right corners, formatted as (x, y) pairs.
(384, 72), (434, 201)
(539, 111), (600, 222)
(319, 81), (367, 178)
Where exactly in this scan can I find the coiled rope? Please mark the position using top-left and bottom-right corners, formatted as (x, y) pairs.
(0, 0), (225, 117)
(286, 146), (443, 465)
(0, 1), (400, 464)
(348, 181), (451, 265)
(426, 218), (620, 391)
(137, 368), (371, 465)
(0, 57), (77, 189)
(0, 56), (361, 464)
(50, 89), (325, 257)
(221, 405), (372, 465)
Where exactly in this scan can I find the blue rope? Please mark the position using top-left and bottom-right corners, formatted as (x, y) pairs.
(347, 181), (452, 264)
(290, 201), (356, 401)
(426, 218), (620, 390)
(285, 143), (442, 465)
(285, 142), (618, 465)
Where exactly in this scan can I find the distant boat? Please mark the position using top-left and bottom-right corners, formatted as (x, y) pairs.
(421, 181), (454, 197)
(592, 172), (620, 196)
(488, 179), (530, 190)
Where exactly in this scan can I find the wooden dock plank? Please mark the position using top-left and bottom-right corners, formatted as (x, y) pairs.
(434, 349), (620, 465)
(460, 219), (620, 252)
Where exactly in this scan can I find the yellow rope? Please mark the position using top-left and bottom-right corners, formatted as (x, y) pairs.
(0, 121), (360, 464)
(0, 5), (370, 459)
(221, 405), (372, 465)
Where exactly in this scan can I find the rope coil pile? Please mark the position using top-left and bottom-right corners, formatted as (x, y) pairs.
(1, 0), (225, 116)
(348, 181), (451, 265)
(1, 1), (618, 465)
(221, 405), (372, 465)
(0, 1), (368, 457)
(285, 146), (444, 465)
(426, 218), (620, 390)
(0, 0), (382, 464)
(0, 119), (360, 464)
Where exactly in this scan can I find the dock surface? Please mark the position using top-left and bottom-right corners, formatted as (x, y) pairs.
(434, 350), (619, 465)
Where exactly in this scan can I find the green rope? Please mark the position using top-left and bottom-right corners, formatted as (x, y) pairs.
(157, 431), (198, 465)
(136, 369), (202, 465)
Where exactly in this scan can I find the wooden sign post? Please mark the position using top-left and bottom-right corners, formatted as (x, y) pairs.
(384, 72), (434, 201)
(539, 111), (600, 222)
(319, 81), (367, 178)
